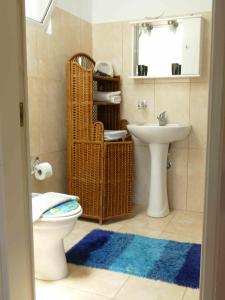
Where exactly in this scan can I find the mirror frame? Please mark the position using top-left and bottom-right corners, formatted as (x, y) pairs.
(130, 15), (203, 79)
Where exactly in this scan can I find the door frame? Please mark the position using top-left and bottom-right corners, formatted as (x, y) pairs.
(0, 1), (35, 300)
(0, 0), (225, 299)
(200, 0), (225, 298)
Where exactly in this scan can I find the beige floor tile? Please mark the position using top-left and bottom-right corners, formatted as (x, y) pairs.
(42, 265), (129, 298)
(79, 216), (134, 231)
(129, 210), (175, 225)
(162, 211), (203, 238)
(118, 224), (162, 238)
(37, 210), (203, 299)
(36, 281), (111, 300)
(64, 217), (133, 251)
(99, 218), (132, 231)
(171, 211), (203, 223)
(182, 288), (200, 300)
(114, 276), (186, 300)
(117, 211), (174, 238)
(159, 231), (202, 244)
(64, 220), (99, 250)
(65, 207), (156, 250)
(65, 210), (203, 249)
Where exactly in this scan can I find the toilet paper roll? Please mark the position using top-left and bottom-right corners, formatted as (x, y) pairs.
(34, 162), (53, 181)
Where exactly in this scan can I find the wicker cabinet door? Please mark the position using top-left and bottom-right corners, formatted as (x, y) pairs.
(70, 141), (103, 219)
(103, 142), (134, 219)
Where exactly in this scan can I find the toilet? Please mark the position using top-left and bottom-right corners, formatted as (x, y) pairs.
(32, 193), (82, 281)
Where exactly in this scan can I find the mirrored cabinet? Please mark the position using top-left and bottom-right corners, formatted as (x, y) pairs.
(130, 15), (203, 79)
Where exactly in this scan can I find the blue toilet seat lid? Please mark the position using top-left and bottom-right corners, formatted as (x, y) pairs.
(32, 193), (81, 218)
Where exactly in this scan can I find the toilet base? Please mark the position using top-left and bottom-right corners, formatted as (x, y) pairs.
(34, 238), (68, 281)
(33, 214), (81, 281)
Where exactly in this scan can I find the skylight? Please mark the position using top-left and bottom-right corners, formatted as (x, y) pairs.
(25, 0), (56, 26)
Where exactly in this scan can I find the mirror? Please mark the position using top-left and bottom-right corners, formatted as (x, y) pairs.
(132, 16), (203, 78)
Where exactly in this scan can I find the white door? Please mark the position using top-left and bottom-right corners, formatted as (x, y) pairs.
(0, 1), (35, 300)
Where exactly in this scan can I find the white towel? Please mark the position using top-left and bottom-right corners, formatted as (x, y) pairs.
(94, 91), (122, 103)
(104, 130), (127, 141)
(32, 192), (79, 222)
(110, 95), (121, 104)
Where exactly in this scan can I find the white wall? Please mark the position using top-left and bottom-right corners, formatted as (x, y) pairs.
(56, 0), (212, 24)
(57, 0), (92, 23)
(92, 0), (212, 23)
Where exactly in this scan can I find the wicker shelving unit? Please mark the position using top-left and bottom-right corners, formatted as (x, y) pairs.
(67, 53), (134, 224)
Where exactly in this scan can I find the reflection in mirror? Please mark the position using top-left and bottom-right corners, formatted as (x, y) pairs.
(132, 16), (203, 78)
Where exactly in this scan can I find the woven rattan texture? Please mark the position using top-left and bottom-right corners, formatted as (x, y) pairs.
(67, 53), (134, 223)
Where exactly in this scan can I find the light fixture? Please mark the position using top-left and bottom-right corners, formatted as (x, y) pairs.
(168, 19), (179, 28)
(138, 23), (153, 37)
(145, 23), (153, 32)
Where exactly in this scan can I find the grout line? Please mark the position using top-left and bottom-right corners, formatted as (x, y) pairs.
(56, 282), (114, 299)
(54, 266), (123, 299)
(185, 148), (190, 211)
(112, 275), (130, 299)
(186, 80), (192, 211)
(181, 287), (187, 300)
(159, 213), (176, 236)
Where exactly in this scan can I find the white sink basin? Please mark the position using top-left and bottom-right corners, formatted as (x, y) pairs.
(127, 123), (191, 144)
(128, 123), (191, 218)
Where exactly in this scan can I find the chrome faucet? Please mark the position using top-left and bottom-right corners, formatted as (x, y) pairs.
(157, 111), (167, 126)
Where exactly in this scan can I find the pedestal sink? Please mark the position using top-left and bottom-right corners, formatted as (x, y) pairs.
(127, 123), (191, 218)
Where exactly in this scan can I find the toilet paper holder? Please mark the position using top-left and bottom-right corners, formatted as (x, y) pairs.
(31, 157), (41, 175)
(31, 157), (53, 181)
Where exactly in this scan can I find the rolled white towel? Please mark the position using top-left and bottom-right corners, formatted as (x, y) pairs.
(32, 192), (79, 222)
(110, 95), (121, 104)
(104, 130), (127, 141)
(93, 91), (121, 102)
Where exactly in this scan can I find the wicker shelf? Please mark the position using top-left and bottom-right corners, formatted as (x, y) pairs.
(93, 75), (120, 82)
(93, 100), (120, 106)
(67, 53), (134, 224)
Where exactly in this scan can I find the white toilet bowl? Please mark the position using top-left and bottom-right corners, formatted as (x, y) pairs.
(33, 197), (82, 281)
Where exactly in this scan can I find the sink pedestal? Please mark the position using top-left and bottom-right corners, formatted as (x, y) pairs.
(147, 143), (170, 218)
(127, 122), (191, 218)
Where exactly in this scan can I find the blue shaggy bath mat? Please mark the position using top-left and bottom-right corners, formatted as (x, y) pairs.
(66, 229), (201, 288)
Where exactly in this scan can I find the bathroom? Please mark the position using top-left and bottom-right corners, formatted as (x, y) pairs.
(26, 0), (212, 299)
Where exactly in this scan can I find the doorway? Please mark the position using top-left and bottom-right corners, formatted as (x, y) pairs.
(1, 0), (225, 299)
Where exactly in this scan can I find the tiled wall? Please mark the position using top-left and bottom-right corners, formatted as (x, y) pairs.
(26, 8), (92, 193)
(27, 7), (211, 212)
(93, 13), (211, 212)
